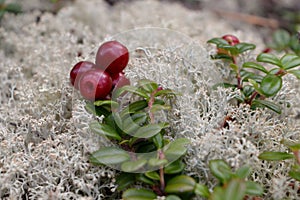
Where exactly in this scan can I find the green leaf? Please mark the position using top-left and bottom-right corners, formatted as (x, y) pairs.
(224, 179), (246, 200)
(272, 29), (291, 49)
(152, 132), (163, 149)
(210, 187), (224, 200)
(164, 138), (190, 159)
(242, 85), (255, 97)
(211, 54), (233, 61)
(229, 63), (239, 72)
(165, 175), (196, 193)
(135, 174), (155, 185)
(194, 183), (210, 198)
(0, 10), (4, 20)
(4, 3), (22, 13)
(243, 62), (268, 74)
(218, 44), (239, 55)
(155, 89), (176, 97)
(248, 79), (263, 95)
(245, 181), (264, 196)
(235, 43), (256, 53)
(148, 158), (168, 167)
(209, 159), (233, 184)
(288, 69), (300, 79)
(251, 99), (282, 114)
(89, 147), (130, 165)
(289, 169), (300, 181)
(288, 143), (300, 151)
(166, 195), (181, 200)
(150, 104), (171, 113)
(260, 74), (282, 97)
(116, 173), (135, 191)
(134, 124), (163, 138)
(89, 121), (121, 141)
(85, 102), (110, 117)
(235, 165), (251, 179)
(145, 171), (160, 180)
(121, 159), (147, 172)
(122, 188), (156, 200)
(138, 79), (158, 93)
(240, 70), (263, 83)
(122, 112), (148, 135)
(280, 54), (300, 70)
(127, 100), (148, 113)
(115, 85), (149, 99)
(164, 159), (185, 174)
(258, 151), (294, 161)
(257, 53), (281, 67)
(207, 38), (229, 46)
(94, 100), (119, 108)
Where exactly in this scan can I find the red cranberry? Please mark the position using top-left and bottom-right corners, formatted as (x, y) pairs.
(95, 41), (129, 74)
(70, 61), (96, 89)
(222, 34), (240, 46)
(111, 72), (130, 89)
(79, 69), (112, 101)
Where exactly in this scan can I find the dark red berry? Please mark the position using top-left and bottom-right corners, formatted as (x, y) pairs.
(79, 69), (112, 101)
(70, 61), (96, 89)
(95, 41), (129, 74)
(111, 72), (130, 89)
(222, 34), (240, 46)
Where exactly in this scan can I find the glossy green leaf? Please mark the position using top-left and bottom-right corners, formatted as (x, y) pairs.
(134, 124), (163, 138)
(210, 187), (224, 200)
(260, 74), (282, 97)
(272, 29), (290, 49)
(245, 181), (264, 196)
(135, 174), (155, 185)
(209, 159), (233, 184)
(288, 69), (300, 79)
(94, 100), (119, 107)
(211, 54), (233, 61)
(257, 53), (281, 67)
(165, 175), (196, 193)
(121, 159), (147, 172)
(85, 102), (110, 117)
(194, 183), (210, 198)
(280, 54), (300, 70)
(235, 165), (251, 179)
(116, 173), (135, 191)
(164, 138), (190, 159)
(89, 121), (121, 141)
(243, 62), (268, 74)
(126, 100), (148, 114)
(242, 85), (255, 97)
(89, 147), (130, 165)
(224, 179), (246, 200)
(207, 37), (229, 45)
(138, 79), (158, 93)
(152, 132), (163, 149)
(122, 112), (148, 134)
(145, 171), (160, 180)
(166, 195), (181, 200)
(148, 158), (168, 167)
(248, 79), (263, 95)
(251, 99), (281, 114)
(289, 169), (300, 181)
(155, 89), (177, 97)
(218, 44), (239, 55)
(258, 151), (294, 161)
(164, 159), (185, 174)
(122, 188), (156, 200)
(229, 63), (239, 72)
(240, 70), (263, 83)
(235, 43), (256, 53)
(115, 85), (149, 99)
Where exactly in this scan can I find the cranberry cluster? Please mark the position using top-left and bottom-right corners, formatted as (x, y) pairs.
(70, 41), (130, 101)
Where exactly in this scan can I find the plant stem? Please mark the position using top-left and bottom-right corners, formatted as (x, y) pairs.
(248, 91), (258, 105)
(158, 149), (165, 192)
(293, 150), (300, 165)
